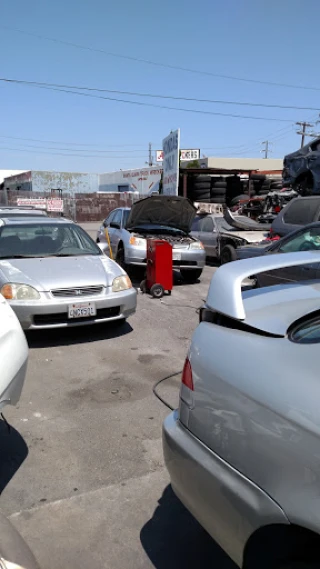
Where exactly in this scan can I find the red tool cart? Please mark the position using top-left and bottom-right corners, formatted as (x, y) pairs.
(140, 238), (173, 298)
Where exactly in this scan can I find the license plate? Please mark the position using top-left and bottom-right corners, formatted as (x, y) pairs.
(68, 302), (96, 319)
(172, 251), (181, 261)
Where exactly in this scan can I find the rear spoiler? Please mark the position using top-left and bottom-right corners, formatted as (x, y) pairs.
(206, 251), (320, 320)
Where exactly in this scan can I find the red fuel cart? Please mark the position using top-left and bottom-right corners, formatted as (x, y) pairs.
(140, 238), (173, 298)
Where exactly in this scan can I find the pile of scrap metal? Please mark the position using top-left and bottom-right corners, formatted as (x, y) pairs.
(231, 188), (298, 223)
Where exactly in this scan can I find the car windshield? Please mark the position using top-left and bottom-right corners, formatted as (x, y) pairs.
(0, 223), (102, 259)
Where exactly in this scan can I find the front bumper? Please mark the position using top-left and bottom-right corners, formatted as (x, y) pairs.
(125, 246), (206, 269)
(163, 410), (288, 566)
(9, 288), (137, 330)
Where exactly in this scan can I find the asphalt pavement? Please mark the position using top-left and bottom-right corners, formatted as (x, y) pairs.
(0, 223), (236, 569)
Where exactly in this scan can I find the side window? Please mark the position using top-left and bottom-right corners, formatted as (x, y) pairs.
(191, 217), (201, 231)
(279, 227), (320, 253)
(104, 211), (115, 227)
(283, 199), (320, 225)
(112, 210), (122, 226)
(200, 217), (214, 232)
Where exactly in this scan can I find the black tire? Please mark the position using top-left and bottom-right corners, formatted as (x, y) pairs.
(192, 181), (211, 191)
(210, 196), (226, 203)
(220, 244), (237, 264)
(211, 188), (226, 197)
(180, 268), (202, 283)
(140, 279), (147, 293)
(116, 247), (127, 270)
(150, 283), (164, 298)
(250, 174), (266, 181)
(211, 182), (227, 189)
(190, 192), (211, 202)
(270, 181), (283, 190)
(192, 175), (212, 184)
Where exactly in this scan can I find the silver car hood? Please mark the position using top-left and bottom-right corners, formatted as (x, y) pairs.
(0, 255), (122, 291)
(126, 195), (196, 234)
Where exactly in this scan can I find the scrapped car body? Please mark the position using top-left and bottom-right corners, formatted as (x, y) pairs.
(96, 196), (206, 282)
(271, 195), (320, 238)
(236, 222), (320, 287)
(283, 136), (320, 194)
(163, 251), (320, 568)
(0, 294), (28, 409)
(190, 208), (269, 263)
(0, 217), (137, 330)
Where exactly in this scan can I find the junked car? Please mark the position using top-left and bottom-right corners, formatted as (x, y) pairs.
(236, 222), (320, 287)
(0, 217), (137, 329)
(96, 196), (206, 283)
(0, 206), (48, 217)
(190, 208), (269, 263)
(163, 251), (320, 569)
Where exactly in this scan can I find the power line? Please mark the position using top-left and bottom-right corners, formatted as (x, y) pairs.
(0, 146), (147, 159)
(1, 78), (297, 122)
(2, 25), (320, 92)
(1, 77), (320, 112)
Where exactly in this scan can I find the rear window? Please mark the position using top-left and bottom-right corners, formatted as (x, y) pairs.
(283, 199), (320, 225)
(289, 314), (320, 344)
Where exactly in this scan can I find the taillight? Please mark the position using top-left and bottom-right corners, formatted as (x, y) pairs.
(181, 358), (194, 391)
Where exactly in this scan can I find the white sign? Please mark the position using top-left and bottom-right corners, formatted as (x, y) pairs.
(162, 129), (180, 196)
(47, 198), (64, 212)
(17, 198), (46, 209)
(180, 149), (200, 161)
(16, 197), (64, 212)
(156, 150), (164, 162)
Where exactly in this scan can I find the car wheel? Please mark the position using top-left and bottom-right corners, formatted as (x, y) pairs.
(180, 268), (202, 283)
(116, 247), (126, 270)
(150, 283), (165, 298)
(220, 245), (237, 264)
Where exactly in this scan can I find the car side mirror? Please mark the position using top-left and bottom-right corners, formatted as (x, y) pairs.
(110, 222), (121, 229)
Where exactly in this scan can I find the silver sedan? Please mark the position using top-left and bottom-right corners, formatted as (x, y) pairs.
(163, 250), (320, 568)
(0, 217), (137, 329)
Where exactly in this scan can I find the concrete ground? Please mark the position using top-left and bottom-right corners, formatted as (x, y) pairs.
(0, 223), (236, 569)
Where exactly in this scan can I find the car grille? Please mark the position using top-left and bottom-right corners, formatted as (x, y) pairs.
(51, 286), (104, 298)
(33, 306), (120, 326)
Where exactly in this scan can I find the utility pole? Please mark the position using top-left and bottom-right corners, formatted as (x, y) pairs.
(261, 140), (272, 159)
(147, 142), (154, 167)
(296, 121), (314, 148)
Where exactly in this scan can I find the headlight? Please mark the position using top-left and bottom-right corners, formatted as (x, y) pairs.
(1, 283), (40, 300)
(129, 236), (146, 247)
(190, 241), (205, 250)
(112, 275), (132, 292)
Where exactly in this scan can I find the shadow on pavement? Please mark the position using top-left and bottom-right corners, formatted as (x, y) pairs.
(26, 320), (133, 349)
(0, 420), (28, 494)
(140, 485), (236, 569)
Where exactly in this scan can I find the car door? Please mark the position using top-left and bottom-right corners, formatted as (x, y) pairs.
(108, 209), (123, 257)
(197, 216), (218, 257)
(258, 226), (320, 286)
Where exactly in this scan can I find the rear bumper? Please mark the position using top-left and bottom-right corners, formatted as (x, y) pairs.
(162, 411), (288, 566)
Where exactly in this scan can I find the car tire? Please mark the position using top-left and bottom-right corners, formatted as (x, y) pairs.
(116, 247), (127, 270)
(210, 196), (226, 203)
(150, 283), (165, 298)
(220, 244), (237, 264)
(192, 181), (211, 191)
(180, 268), (202, 283)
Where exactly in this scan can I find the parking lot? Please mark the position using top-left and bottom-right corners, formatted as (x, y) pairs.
(0, 223), (235, 569)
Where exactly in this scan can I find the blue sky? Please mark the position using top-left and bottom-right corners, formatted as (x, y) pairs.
(1, 0), (320, 172)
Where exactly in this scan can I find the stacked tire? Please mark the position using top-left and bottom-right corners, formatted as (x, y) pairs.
(226, 175), (243, 206)
(188, 175), (211, 202)
(210, 176), (227, 204)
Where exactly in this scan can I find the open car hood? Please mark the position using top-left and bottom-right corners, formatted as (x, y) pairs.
(224, 208), (268, 232)
(126, 195), (196, 234)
